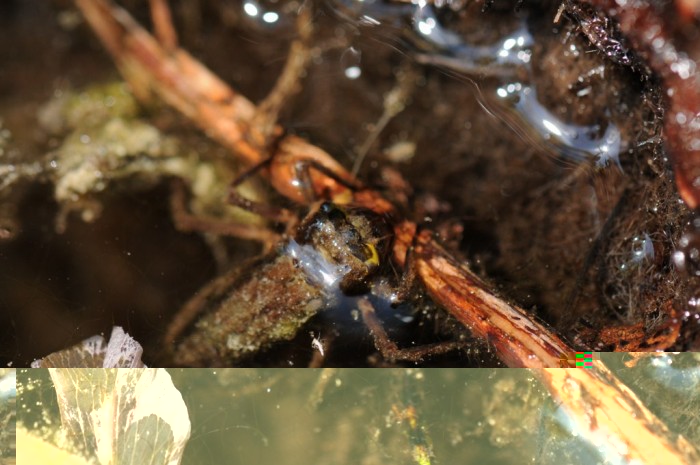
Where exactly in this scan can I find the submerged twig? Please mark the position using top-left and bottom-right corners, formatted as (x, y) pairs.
(539, 364), (700, 465)
(352, 64), (418, 176)
(393, 222), (572, 368)
(149, 0), (178, 52)
(252, 2), (315, 141)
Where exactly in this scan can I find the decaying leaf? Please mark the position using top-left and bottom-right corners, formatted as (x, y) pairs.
(48, 368), (190, 465)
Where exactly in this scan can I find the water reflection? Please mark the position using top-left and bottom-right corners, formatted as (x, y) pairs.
(607, 353), (700, 449)
(413, 8), (533, 71)
(239, 0), (286, 29)
(411, 5), (622, 167)
(16, 359), (700, 465)
(334, 1), (623, 167)
(0, 369), (15, 465)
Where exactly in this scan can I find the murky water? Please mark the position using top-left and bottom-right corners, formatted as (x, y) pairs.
(15, 357), (700, 465)
(0, 369), (16, 464)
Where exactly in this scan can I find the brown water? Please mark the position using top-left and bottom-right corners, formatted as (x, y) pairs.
(15, 358), (700, 464)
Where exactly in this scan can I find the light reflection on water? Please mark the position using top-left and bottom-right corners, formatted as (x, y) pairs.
(15, 359), (700, 465)
(334, 1), (623, 168)
(412, 5), (623, 168)
(0, 369), (15, 463)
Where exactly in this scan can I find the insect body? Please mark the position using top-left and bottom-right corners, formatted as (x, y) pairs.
(168, 202), (392, 366)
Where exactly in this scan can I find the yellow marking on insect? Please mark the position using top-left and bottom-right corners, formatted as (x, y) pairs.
(331, 189), (354, 205)
(364, 243), (380, 267)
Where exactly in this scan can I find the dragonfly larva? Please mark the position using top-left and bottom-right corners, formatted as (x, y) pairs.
(166, 201), (393, 366)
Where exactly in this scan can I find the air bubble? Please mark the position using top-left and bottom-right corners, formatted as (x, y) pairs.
(631, 234), (654, 263)
(340, 47), (362, 80)
(239, 0), (290, 30)
(243, 1), (259, 17)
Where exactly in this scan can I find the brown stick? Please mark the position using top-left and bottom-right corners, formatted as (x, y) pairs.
(74, 0), (351, 190)
(251, 3), (314, 141)
(538, 364), (700, 465)
(393, 221), (573, 368)
(149, 0), (178, 52)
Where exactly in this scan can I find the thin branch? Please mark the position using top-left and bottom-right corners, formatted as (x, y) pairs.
(538, 364), (700, 465)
